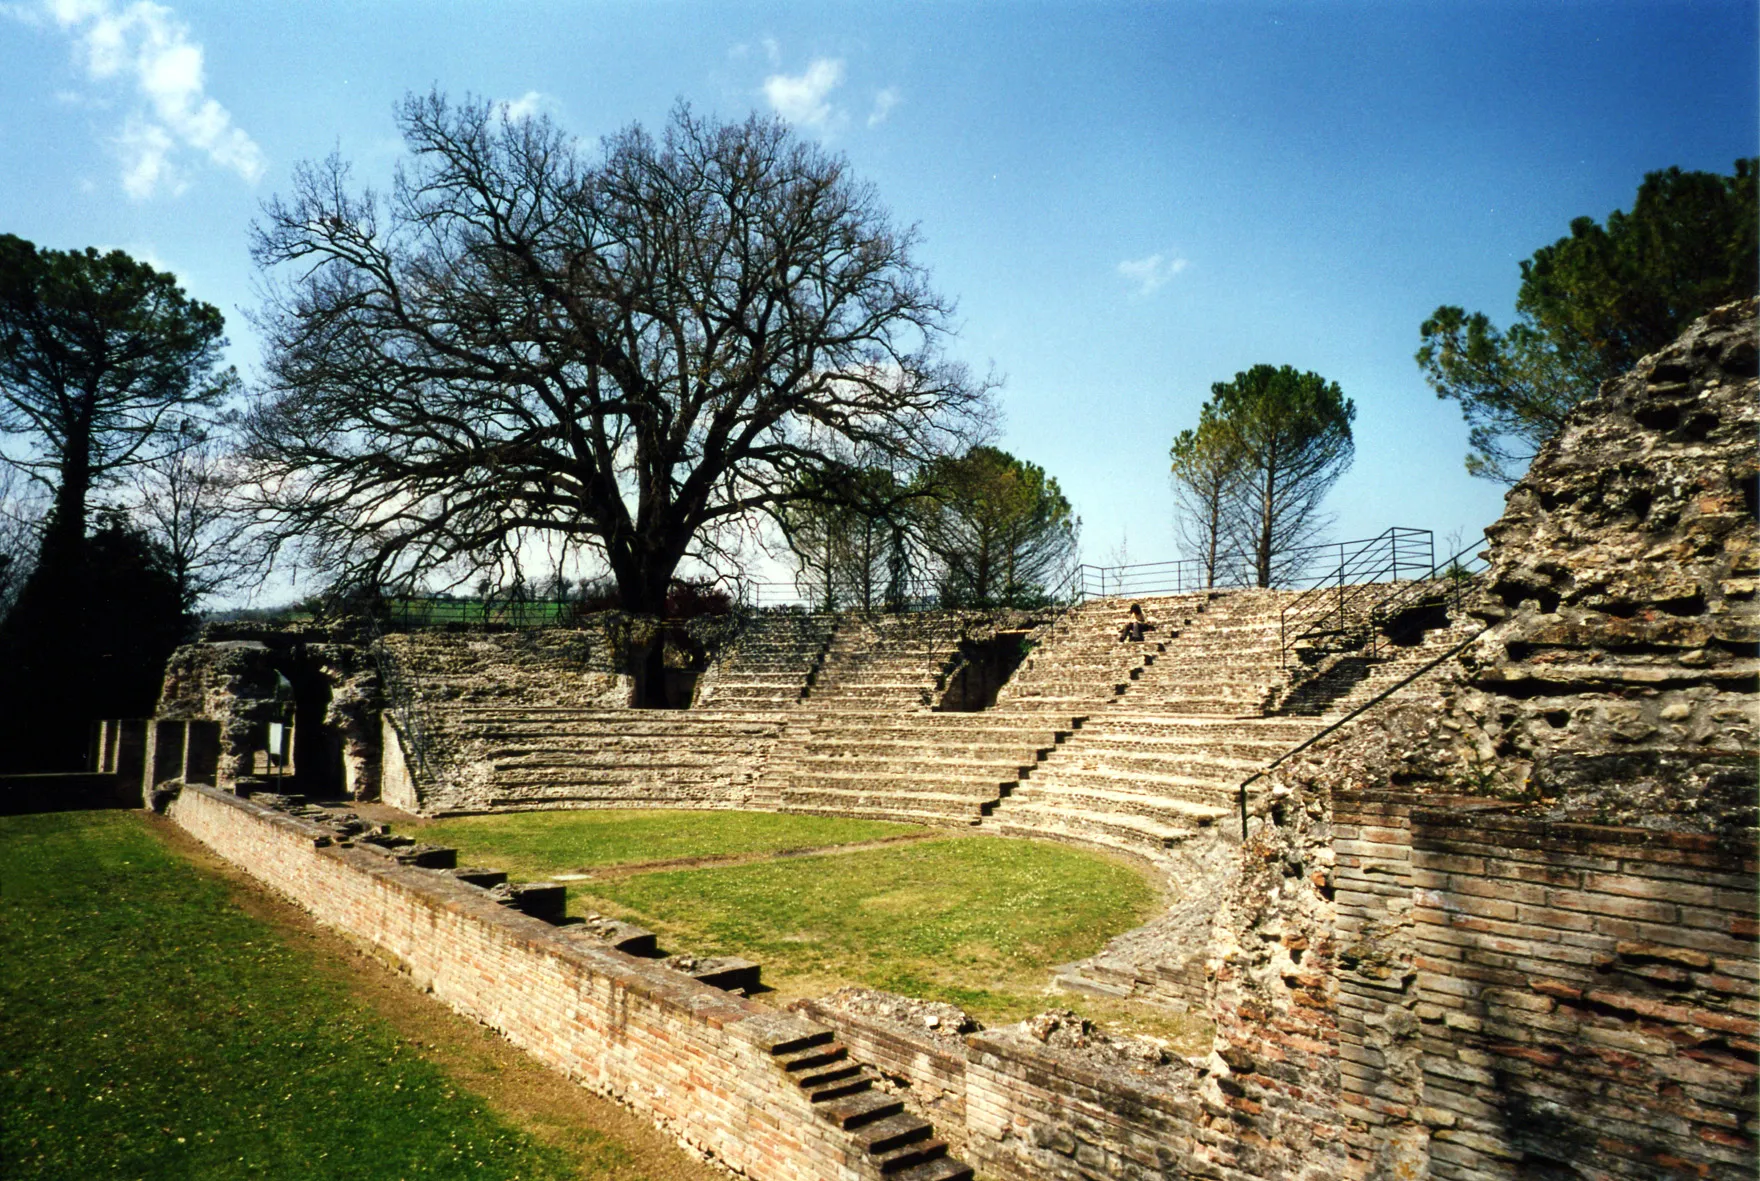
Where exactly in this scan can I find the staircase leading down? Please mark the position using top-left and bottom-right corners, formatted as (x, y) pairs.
(982, 587), (1486, 862)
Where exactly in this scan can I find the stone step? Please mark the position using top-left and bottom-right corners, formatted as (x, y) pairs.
(488, 752), (742, 771)
(793, 738), (1055, 760)
(850, 1112), (934, 1156)
(778, 772), (1010, 797)
(988, 806), (1196, 851)
(786, 754), (1034, 778)
(1010, 780), (1233, 823)
(779, 791), (991, 821)
(874, 1138), (950, 1173)
(818, 1089), (905, 1131)
(1041, 747), (1267, 775)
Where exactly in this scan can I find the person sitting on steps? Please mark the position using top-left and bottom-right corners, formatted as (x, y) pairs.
(1118, 602), (1152, 643)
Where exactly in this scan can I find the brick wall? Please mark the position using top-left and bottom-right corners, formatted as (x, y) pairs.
(1409, 808), (1758, 1180)
(166, 784), (890, 1181)
(1328, 787), (1759, 1180)
(797, 996), (1264, 1181)
(962, 1029), (1236, 1181)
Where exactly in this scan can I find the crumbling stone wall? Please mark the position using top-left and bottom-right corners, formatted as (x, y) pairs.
(1206, 300), (1758, 1180)
(157, 623), (380, 798)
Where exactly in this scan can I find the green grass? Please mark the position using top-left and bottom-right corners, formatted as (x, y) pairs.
(573, 833), (1159, 1024)
(416, 809), (928, 879)
(398, 810), (1191, 1039)
(0, 811), (604, 1180)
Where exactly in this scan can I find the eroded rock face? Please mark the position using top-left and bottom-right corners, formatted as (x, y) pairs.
(1202, 300), (1759, 1180)
(1466, 296), (1759, 830)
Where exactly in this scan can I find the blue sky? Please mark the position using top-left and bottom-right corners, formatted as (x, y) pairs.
(2, 0), (1756, 596)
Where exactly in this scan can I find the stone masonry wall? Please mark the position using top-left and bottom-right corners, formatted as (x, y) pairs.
(165, 783), (904, 1181)
(1204, 300), (1760, 1179)
(1414, 808), (1755, 1179)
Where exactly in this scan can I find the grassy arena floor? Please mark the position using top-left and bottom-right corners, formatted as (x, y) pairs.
(412, 811), (1163, 1025)
(0, 811), (710, 1181)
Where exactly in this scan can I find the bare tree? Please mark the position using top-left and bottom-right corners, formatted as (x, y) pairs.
(245, 93), (988, 614)
(1169, 405), (1243, 587)
(779, 466), (924, 610)
(127, 424), (262, 610)
(0, 464), (42, 622)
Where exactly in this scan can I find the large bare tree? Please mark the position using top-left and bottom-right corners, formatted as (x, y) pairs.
(1169, 404), (1243, 588)
(245, 94), (988, 613)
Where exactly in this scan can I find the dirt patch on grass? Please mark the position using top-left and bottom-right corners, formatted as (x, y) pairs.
(145, 814), (729, 1181)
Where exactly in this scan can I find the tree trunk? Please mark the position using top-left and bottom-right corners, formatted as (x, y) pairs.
(41, 405), (94, 572)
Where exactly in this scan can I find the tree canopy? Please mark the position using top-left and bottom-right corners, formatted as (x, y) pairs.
(778, 466), (921, 611)
(922, 445), (1078, 607)
(1171, 365), (1354, 588)
(1418, 158), (1757, 482)
(245, 93), (988, 615)
(0, 235), (231, 567)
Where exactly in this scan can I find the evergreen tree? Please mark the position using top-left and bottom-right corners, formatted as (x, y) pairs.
(1419, 159), (1757, 482)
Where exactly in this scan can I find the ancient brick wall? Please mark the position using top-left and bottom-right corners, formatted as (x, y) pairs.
(165, 784), (909, 1181)
(1408, 808), (1756, 1180)
(1199, 301), (1759, 1180)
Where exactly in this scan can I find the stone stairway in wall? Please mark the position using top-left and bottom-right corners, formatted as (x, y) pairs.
(983, 590), (1313, 857)
(982, 589), (1486, 862)
(382, 629), (798, 815)
(438, 706), (789, 812)
(762, 611), (1027, 822)
(760, 596), (1212, 827)
(692, 611), (838, 710)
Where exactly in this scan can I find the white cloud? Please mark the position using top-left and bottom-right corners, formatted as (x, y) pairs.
(763, 57), (845, 130)
(867, 86), (900, 127)
(496, 89), (556, 122)
(32, 0), (263, 199)
(116, 113), (179, 197)
(1117, 251), (1189, 296)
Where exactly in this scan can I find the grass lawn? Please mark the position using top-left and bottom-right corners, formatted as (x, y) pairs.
(0, 811), (676, 1180)
(414, 808), (928, 879)
(401, 810), (1162, 1027)
(578, 835), (1160, 1022)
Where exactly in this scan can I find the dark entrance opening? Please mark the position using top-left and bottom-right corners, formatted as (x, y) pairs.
(937, 630), (1035, 712)
(284, 657), (345, 797)
(630, 629), (704, 709)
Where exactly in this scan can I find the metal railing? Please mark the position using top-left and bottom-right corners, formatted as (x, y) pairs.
(1238, 613), (1494, 839)
(1278, 528), (1435, 666)
(382, 596), (584, 629)
(1280, 531), (1493, 667)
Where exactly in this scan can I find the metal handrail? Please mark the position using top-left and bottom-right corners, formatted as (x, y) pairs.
(1279, 528), (1436, 666)
(1238, 614), (1494, 839)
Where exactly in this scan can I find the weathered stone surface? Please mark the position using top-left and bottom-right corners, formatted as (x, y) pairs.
(1215, 301), (1760, 1181)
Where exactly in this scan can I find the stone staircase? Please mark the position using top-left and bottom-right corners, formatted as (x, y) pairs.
(764, 597), (1211, 828)
(769, 1027), (974, 1180)
(1272, 594), (1486, 718)
(692, 611), (838, 710)
(438, 706), (788, 813)
(763, 611), (1038, 822)
(984, 590), (1315, 857)
(984, 588), (1484, 862)
(378, 588), (1482, 830)
(381, 629), (793, 815)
